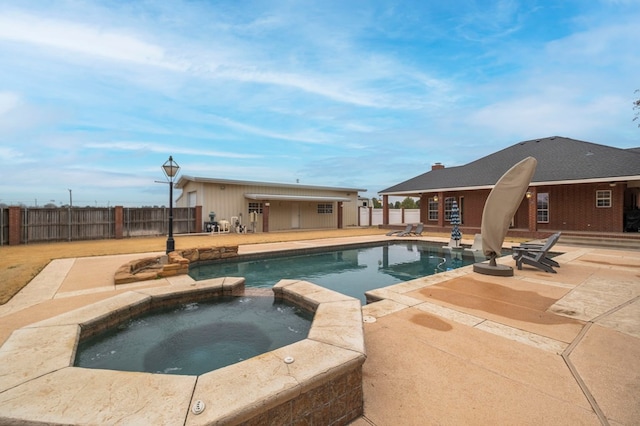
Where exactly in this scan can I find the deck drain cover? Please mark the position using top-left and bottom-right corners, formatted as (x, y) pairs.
(192, 400), (206, 415)
(284, 356), (295, 364)
(363, 315), (377, 323)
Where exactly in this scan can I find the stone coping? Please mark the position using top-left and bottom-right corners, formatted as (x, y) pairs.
(0, 278), (366, 425)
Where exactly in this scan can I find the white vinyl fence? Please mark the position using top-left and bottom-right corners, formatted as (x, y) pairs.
(359, 207), (420, 226)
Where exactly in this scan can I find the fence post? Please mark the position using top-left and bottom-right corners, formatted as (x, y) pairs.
(8, 206), (21, 246)
(195, 205), (202, 233)
(115, 206), (124, 239)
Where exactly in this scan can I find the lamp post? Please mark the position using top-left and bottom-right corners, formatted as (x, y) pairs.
(162, 156), (180, 254)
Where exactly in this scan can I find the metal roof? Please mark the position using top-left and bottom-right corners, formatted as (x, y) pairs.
(380, 136), (640, 195)
(175, 175), (366, 193)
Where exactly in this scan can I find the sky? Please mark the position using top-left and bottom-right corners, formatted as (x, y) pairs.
(1, 0), (639, 207)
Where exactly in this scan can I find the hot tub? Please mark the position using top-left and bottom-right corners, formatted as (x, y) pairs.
(0, 277), (366, 425)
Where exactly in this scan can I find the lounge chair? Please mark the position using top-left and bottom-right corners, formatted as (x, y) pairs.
(386, 224), (413, 236)
(398, 223), (418, 237)
(402, 223), (424, 237)
(468, 234), (483, 252)
(464, 234), (486, 261)
(512, 232), (561, 273)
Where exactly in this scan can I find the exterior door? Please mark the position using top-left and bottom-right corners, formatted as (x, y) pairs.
(187, 191), (197, 208)
(291, 203), (300, 228)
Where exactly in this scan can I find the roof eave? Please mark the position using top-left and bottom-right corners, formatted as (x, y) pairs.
(379, 175), (640, 196)
(244, 193), (352, 202)
(176, 175), (365, 192)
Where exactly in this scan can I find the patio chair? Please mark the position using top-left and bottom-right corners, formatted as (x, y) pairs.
(402, 223), (424, 237)
(513, 232), (561, 268)
(386, 224), (413, 236)
(468, 234), (482, 252)
(512, 232), (561, 273)
(398, 224), (418, 237)
(464, 234), (486, 261)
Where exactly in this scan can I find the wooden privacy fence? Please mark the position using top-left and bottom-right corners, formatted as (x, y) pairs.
(0, 206), (202, 245)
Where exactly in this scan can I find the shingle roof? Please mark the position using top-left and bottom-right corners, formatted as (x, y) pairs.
(380, 136), (640, 195)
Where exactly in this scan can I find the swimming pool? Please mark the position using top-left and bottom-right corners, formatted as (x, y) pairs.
(190, 241), (482, 303)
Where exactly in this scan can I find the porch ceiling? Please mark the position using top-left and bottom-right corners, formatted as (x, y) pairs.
(244, 193), (351, 202)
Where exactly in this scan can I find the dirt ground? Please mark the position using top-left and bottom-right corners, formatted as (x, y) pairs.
(0, 227), (401, 305)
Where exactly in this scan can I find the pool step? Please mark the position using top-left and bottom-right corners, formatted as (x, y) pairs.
(558, 235), (640, 251)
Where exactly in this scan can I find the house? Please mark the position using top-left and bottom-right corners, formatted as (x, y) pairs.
(174, 176), (366, 232)
(379, 136), (640, 234)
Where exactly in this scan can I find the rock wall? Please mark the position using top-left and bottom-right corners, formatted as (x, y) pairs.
(114, 246), (239, 285)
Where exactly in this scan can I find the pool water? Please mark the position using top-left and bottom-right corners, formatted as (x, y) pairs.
(74, 296), (313, 376)
(190, 241), (481, 304)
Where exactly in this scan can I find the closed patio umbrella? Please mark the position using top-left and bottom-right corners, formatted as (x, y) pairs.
(450, 200), (462, 248)
(480, 156), (537, 271)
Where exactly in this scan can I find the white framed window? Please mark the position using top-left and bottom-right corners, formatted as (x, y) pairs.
(317, 203), (333, 214)
(428, 197), (438, 221)
(248, 202), (263, 214)
(444, 197), (455, 221)
(596, 190), (611, 208)
(537, 193), (549, 223)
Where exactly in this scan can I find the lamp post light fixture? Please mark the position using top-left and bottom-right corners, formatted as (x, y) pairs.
(162, 156), (180, 254)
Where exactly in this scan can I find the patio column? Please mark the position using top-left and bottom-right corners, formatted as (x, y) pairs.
(263, 202), (270, 233)
(382, 195), (389, 225)
(437, 192), (445, 228)
(527, 187), (537, 232)
(337, 202), (343, 229)
(419, 194), (427, 224)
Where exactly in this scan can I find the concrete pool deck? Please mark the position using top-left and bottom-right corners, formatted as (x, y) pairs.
(0, 234), (639, 425)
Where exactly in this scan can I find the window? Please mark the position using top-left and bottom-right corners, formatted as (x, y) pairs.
(317, 203), (333, 214)
(428, 197), (438, 221)
(596, 190), (611, 208)
(248, 202), (263, 214)
(537, 193), (549, 223)
(444, 197), (455, 221)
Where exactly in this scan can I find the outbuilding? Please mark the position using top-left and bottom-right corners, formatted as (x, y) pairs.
(175, 176), (366, 233)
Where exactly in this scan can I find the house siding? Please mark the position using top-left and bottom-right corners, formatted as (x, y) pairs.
(536, 183), (624, 232)
(420, 182), (624, 232)
(422, 190), (488, 228)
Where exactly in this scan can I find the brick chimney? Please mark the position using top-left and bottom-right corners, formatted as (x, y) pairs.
(431, 162), (444, 170)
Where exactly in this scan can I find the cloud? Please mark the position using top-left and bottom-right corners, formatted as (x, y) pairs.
(0, 6), (452, 110)
(84, 141), (261, 159)
(0, 92), (21, 115)
(0, 12), (185, 71)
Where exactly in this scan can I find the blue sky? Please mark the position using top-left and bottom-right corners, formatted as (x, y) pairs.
(1, 0), (639, 207)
